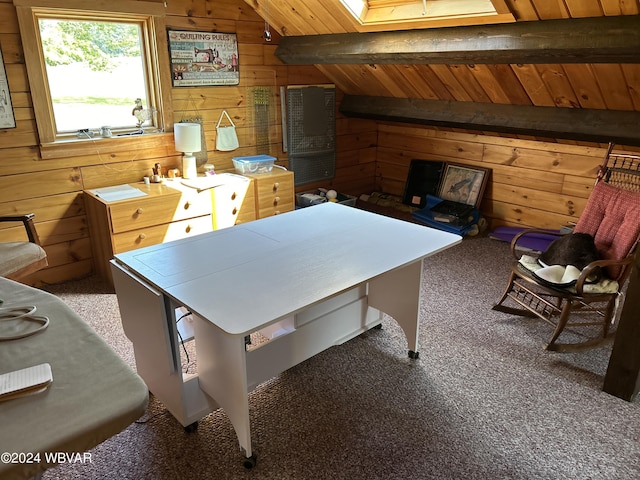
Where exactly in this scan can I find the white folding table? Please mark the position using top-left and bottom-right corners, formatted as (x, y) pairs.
(110, 202), (461, 467)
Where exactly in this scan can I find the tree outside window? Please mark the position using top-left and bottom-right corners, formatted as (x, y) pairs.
(40, 19), (151, 134)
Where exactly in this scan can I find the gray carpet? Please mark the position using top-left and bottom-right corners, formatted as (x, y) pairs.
(41, 236), (639, 480)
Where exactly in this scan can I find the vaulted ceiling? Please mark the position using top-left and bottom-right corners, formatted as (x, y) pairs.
(243, 0), (640, 144)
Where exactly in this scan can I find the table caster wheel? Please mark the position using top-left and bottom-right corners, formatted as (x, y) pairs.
(408, 350), (419, 359)
(184, 421), (198, 433)
(243, 454), (257, 469)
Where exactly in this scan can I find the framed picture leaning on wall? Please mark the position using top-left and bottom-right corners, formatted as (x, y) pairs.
(0, 45), (16, 129)
(438, 163), (490, 209)
(168, 30), (239, 87)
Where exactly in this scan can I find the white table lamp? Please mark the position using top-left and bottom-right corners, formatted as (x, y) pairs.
(174, 123), (201, 179)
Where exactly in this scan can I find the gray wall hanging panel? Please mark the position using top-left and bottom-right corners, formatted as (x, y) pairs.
(287, 85), (336, 185)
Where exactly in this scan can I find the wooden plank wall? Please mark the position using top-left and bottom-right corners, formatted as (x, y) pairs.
(375, 123), (615, 230)
(2, 0), (637, 287)
(0, 0), (376, 286)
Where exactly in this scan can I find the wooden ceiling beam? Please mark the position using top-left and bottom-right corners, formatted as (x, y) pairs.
(276, 15), (640, 65)
(339, 95), (640, 146)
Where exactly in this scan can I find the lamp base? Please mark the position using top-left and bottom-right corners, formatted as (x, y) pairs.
(182, 154), (197, 179)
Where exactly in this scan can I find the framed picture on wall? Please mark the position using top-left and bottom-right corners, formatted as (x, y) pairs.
(167, 30), (239, 87)
(438, 163), (490, 209)
(0, 46), (16, 129)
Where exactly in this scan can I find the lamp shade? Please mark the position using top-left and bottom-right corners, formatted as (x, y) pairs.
(174, 123), (202, 154)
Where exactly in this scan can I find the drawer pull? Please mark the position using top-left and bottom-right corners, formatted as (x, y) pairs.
(184, 201), (191, 210)
(273, 182), (279, 191)
(136, 208), (143, 215)
(138, 233), (146, 240)
(232, 207), (238, 215)
(231, 192), (237, 200)
(185, 224), (192, 233)
(274, 196), (280, 205)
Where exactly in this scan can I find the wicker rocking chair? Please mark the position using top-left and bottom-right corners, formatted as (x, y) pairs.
(493, 144), (640, 352)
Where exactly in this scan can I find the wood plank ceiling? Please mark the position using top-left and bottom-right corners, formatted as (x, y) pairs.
(243, 0), (640, 144)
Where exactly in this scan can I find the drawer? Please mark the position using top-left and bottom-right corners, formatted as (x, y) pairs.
(180, 188), (214, 218)
(112, 215), (212, 253)
(253, 171), (294, 218)
(109, 190), (212, 234)
(211, 179), (256, 229)
(254, 174), (294, 203)
(257, 198), (295, 218)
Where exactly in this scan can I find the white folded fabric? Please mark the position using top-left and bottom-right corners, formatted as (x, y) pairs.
(534, 264), (581, 286)
(518, 255), (619, 294)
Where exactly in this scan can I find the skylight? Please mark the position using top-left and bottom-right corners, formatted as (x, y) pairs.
(340, 0), (510, 29)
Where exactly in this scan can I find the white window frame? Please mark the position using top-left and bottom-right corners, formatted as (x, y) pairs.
(14, 0), (173, 156)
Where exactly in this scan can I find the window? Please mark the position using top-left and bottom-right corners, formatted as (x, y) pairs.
(14, 0), (172, 149)
(340, 0), (512, 30)
(40, 18), (150, 134)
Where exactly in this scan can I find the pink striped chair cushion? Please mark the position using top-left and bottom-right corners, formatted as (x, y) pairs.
(574, 181), (640, 280)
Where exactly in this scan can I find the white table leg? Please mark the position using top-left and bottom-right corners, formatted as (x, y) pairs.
(367, 259), (423, 357)
(192, 316), (255, 466)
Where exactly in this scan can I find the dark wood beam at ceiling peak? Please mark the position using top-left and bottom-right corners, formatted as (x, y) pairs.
(339, 95), (640, 147)
(276, 15), (640, 65)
